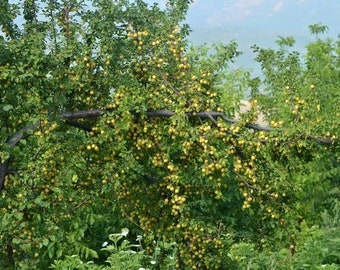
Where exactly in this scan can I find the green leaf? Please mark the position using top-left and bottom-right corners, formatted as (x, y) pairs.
(56, 249), (63, 258)
(48, 242), (55, 259)
(2, 104), (13, 111)
(12, 238), (21, 245)
(72, 174), (78, 182)
(42, 238), (49, 246)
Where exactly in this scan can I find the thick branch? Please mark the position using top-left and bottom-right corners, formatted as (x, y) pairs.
(0, 160), (10, 191)
(6, 123), (39, 147)
(63, 119), (93, 132)
(146, 109), (175, 118)
(61, 109), (104, 120)
(61, 109), (273, 132)
(1, 123), (39, 192)
(147, 110), (273, 131)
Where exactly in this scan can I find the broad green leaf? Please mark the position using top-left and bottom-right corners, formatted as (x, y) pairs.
(2, 104), (13, 111)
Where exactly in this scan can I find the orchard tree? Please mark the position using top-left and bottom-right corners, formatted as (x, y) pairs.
(1, 0), (339, 269)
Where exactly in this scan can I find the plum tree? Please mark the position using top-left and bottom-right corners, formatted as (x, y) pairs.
(0, 0), (339, 269)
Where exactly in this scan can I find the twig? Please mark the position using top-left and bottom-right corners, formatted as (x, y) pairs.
(229, 168), (261, 191)
(156, 68), (182, 97)
(74, 198), (91, 209)
(229, 168), (275, 198)
(307, 135), (334, 144)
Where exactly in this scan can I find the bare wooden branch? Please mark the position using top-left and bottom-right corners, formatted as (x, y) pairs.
(63, 119), (93, 132)
(61, 109), (104, 120)
(146, 110), (175, 117)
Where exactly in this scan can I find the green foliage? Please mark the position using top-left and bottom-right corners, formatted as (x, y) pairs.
(227, 199), (340, 270)
(0, 0), (339, 269)
(50, 228), (178, 270)
(309, 23), (329, 37)
(51, 256), (103, 270)
(101, 229), (145, 269)
(50, 201), (340, 269)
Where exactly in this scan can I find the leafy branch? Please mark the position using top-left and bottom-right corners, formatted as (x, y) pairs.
(0, 107), (336, 192)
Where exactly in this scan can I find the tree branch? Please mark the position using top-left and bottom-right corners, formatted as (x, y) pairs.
(307, 135), (334, 144)
(61, 109), (272, 132)
(6, 122), (39, 147)
(229, 168), (275, 198)
(0, 160), (10, 192)
(63, 119), (93, 132)
(146, 109), (175, 118)
(0, 107), (336, 192)
(1, 123), (39, 192)
(61, 109), (104, 120)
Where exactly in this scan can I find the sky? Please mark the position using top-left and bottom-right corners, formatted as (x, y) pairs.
(143, 0), (340, 74)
